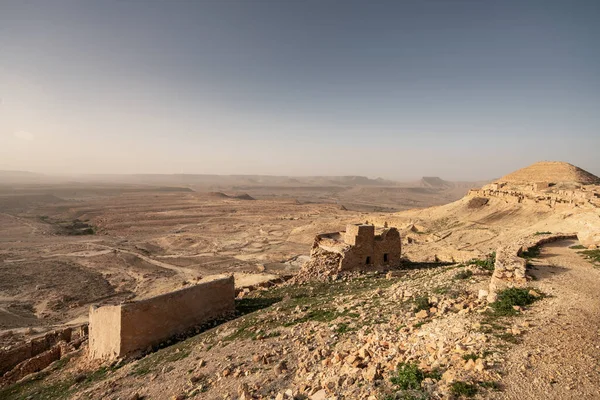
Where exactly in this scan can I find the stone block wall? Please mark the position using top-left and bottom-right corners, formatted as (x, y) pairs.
(374, 228), (402, 266)
(89, 276), (235, 360)
(345, 224), (375, 248)
(488, 233), (577, 301)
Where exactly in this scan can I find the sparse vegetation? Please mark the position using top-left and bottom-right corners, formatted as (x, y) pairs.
(520, 246), (541, 259)
(478, 380), (501, 391)
(534, 231), (552, 235)
(412, 296), (431, 312)
(570, 244), (586, 249)
(390, 362), (424, 390)
(468, 252), (496, 272)
(454, 270), (473, 280)
(489, 287), (541, 317)
(335, 323), (353, 334)
(462, 353), (478, 361)
(450, 381), (478, 397)
(578, 249), (600, 264)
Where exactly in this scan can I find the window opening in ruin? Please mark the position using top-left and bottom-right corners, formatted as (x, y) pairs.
(366, 256), (371, 264)
(384, 253), (389, 262)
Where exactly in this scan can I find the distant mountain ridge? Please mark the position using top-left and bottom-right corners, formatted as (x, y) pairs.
(420, 176), (454, 189)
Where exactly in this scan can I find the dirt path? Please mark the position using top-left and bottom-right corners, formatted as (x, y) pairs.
(493, 240), (600, 399)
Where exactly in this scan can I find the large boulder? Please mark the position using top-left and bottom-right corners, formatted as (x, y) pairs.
(578, 230), (600, 248)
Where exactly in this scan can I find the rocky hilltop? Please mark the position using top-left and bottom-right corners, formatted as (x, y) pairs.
(498, 161), (600, 185)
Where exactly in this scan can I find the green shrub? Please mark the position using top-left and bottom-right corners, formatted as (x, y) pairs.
(390, 362), (424, 390)
(569, 244), (586, 249)
(489, 287), (540, 316)
(450, 381), (478, 397)
(468, 252), (495, 271)
(461, 353), (478, 361)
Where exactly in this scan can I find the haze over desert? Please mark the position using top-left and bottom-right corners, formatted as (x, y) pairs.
(1, 1), (600, 399)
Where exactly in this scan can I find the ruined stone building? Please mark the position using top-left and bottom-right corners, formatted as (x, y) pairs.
(300, 224), (401, 279)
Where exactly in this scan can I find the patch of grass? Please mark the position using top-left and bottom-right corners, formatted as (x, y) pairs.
(0, 374), (74, 400)
(489, 287), (541, 317)
(283, 308), (337, 326)
(534, 231), (552, 235)
(0, 362), (123, 400)
(569, 244), (586, 250)
(432, 286), (450, 295)
(450, 381), (478, 398)
(462, 353), (478, 361)
(579, 249), (600, 264)
(454, 270), (473, 280)
(478, 381), (501, 391)
(252, 330), (281, 340)
(520, 246), (541, 259)
(468, 252), (495, 272)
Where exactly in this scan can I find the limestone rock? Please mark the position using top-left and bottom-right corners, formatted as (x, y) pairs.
(310, 389), (328, 400)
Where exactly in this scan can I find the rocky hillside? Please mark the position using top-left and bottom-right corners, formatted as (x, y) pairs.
(2, 161), (599, 400)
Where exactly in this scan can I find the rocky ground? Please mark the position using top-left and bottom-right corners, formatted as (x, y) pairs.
(490, 240), (600, 400)
(4, 238), (598, 400)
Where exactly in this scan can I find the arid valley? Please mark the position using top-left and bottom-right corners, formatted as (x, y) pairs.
(1, 162), (600, 400)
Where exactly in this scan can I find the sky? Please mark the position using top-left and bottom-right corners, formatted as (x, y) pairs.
(0, 0), (599, 180)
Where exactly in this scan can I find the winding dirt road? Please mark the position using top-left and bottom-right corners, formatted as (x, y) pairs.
(493, 240), (600, 399)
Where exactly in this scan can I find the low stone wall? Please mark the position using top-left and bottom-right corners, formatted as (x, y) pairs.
(89, 276), (235, 360)
(0, 325), (87, 386)
(487, 233), (577, 301)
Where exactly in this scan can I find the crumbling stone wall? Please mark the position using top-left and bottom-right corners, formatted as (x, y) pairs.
(374, 228), (401, 266)
(487, 233), (577, 301)
(339, 224), (401, 271)
(0, 325), (87, 386)
(298, 224), (401, 281)
(469, 182), (600, 209)
(89, 276), (235, 360)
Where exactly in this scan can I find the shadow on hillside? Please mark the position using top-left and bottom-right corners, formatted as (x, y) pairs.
(234, 296), (283, 316)
(526, 262), (569, 281)
(401, 261), (456, 270)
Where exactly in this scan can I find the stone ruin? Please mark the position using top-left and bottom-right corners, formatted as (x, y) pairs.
(468, 181), (600, 210)
(486, 232), (577, 302)
(89, 276), (235, 360)
(0, 325), (88, 386)
(296, 224), (401, 281)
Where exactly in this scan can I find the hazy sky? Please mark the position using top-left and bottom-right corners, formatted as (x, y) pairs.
(1, 1), (599, 180)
